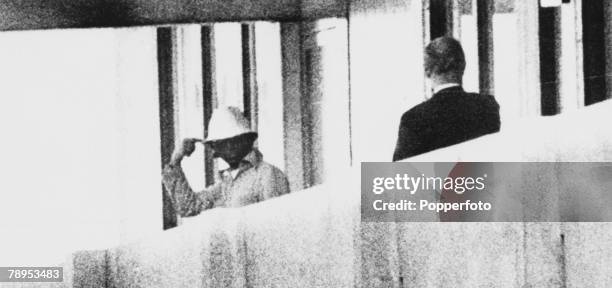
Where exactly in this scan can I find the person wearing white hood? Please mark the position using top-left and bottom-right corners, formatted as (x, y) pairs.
(162, 106), (290, 217)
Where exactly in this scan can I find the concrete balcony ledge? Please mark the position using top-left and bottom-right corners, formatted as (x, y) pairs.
(58, 99), (612, 287)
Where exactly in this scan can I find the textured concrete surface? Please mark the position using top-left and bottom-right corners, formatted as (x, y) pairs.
(565, 223), (612, 287)
(107, 208), (245, 288)
(241, 184), (356, 287)
(403, 100), (612, 288)
(58, 100), (612, 287)
(70, 250), (108, 288)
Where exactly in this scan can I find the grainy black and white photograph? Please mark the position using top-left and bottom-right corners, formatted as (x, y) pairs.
(1, 0), (612, 287)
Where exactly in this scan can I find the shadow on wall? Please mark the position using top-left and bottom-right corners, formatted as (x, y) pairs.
(0, 0), (348, 31)
(0, 1), (137, 29)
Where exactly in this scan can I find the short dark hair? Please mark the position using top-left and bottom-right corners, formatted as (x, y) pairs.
(424, 37), (466, 77)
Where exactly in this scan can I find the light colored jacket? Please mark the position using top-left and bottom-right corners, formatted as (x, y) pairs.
(162, 148), (290, 217)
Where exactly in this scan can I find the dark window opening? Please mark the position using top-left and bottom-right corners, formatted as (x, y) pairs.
(539, 6), (561, 115)
(582, 0), (607, 106)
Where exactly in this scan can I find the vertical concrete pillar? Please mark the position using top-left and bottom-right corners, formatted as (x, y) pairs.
(280, 22), (306, 191)
(477, 0), (495, 95)
(604, 0), (612, 100)
(558, 0), (585, 112)
(516, 0), (542, 116)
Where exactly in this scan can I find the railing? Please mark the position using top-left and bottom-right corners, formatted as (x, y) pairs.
(63, 181), (360, 288)
(57, 100), (612, 287)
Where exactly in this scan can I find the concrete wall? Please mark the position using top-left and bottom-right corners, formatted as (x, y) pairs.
(0, 28), (162, 268)
(406, 99), (612, 287)
(349, 0), (427, 163)
(56, 99), (612, 287)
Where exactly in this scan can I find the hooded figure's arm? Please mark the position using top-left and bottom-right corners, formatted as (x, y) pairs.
(162, 163), (221, 217)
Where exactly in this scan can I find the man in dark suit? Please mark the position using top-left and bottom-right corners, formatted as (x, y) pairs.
(393, 37), (500, 161)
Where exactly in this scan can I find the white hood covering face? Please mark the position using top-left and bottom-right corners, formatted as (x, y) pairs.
(205, 106), (255, 142)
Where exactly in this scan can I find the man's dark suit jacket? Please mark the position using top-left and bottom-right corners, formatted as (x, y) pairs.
(392, 86), (500, 161)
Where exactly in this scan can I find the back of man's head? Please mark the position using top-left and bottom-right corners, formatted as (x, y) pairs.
(424, 37), (466, 79)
